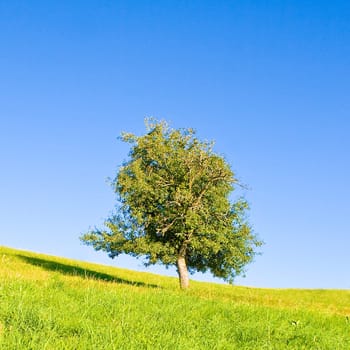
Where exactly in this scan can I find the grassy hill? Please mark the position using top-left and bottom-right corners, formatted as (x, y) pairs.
(0, 246), (349, 349)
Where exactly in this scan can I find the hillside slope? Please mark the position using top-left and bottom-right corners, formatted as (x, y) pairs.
(0, 246), (349, 349)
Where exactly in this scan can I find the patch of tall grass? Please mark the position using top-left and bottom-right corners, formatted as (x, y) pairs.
(0, 246), (349, 349)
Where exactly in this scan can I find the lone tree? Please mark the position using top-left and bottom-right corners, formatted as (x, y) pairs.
(81, 119), (262, 289)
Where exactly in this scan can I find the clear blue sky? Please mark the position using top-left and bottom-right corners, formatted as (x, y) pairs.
(1, 1), (349, 289)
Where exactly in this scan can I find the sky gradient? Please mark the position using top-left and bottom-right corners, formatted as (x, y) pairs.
(1, 1), (349, 288)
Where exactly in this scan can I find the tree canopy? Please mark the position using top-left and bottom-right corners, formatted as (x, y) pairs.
(81, 119), (262, 288)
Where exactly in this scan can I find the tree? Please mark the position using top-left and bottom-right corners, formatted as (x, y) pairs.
(81, 119), (262, 289)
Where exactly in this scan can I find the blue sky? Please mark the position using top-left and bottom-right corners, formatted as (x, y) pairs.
(1, 1), (349, 288)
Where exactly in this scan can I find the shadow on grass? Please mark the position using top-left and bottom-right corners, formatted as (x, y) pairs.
(16, 254), (160, 289)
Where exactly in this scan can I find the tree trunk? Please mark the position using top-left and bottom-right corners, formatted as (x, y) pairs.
(177, 255), (189, 289)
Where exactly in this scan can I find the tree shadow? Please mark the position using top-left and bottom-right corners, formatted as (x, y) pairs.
(15, 254), (160, 289)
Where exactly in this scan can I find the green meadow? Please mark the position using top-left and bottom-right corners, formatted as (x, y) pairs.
(0, 246), (349, 349)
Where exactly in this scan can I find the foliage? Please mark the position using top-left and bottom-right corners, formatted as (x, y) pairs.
(1, 246), (350, 350)
(81, 119), (262, 286)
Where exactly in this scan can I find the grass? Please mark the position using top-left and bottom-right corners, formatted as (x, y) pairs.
(0, 246), (350, 349)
